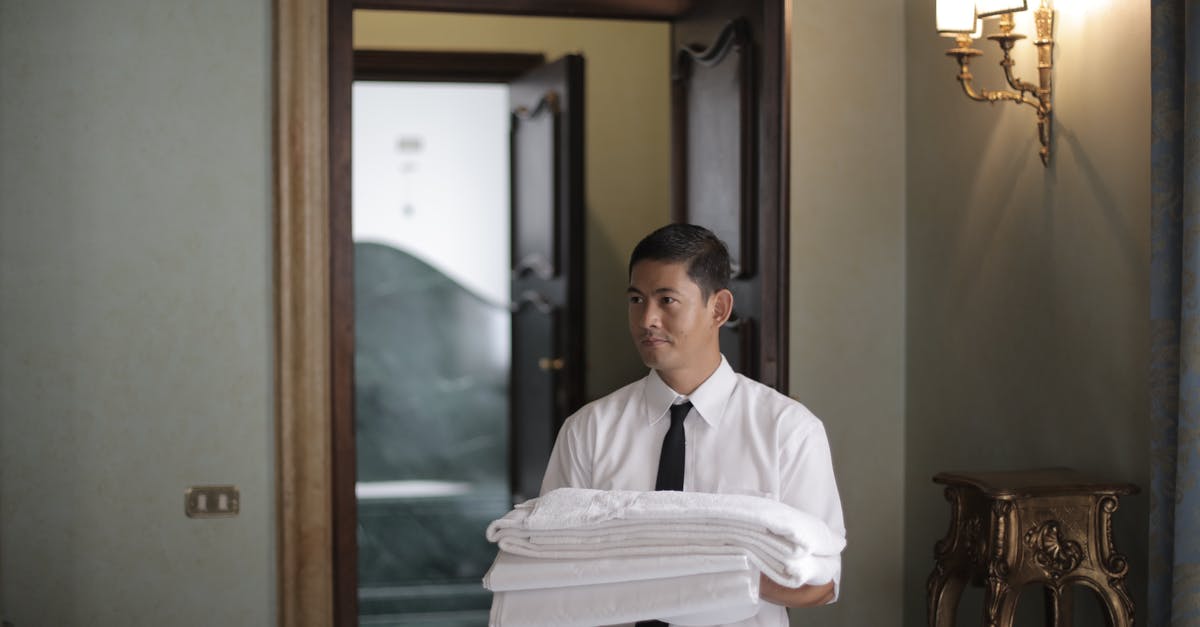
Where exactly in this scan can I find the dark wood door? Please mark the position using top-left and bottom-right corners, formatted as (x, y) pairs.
(508, 55), (586, 502)
(671, 0), (788, 391)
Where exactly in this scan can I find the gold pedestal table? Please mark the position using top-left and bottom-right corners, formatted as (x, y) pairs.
(927, 468), (1137, 627)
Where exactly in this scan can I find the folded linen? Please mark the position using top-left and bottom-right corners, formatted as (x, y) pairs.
(490, 488), (845, 556)
(484, 551), (752, 592)
(489, 568), (760, 627)
(492, 537), (839, 589)
(486, 488), (844, 587)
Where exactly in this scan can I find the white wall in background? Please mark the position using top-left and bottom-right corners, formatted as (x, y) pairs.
(353, 82), (511, 308)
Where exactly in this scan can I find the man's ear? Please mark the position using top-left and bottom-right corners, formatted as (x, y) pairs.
(711, 289), (734, 327)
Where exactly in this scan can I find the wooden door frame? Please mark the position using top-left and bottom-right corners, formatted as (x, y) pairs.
(272, 1), (792, 625)
(353, 50), (546, 82)
(275, 1), (333, 625)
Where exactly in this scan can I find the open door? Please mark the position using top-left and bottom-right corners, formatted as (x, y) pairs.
(671, 0), (788, 391)
(508, 54), (586, 503)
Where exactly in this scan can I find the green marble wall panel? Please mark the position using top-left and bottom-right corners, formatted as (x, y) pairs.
(354, 242), (510, 623)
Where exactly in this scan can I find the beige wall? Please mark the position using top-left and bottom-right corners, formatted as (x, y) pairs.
(903, 2), (1150, 625)
(355, 11), (671, 401)
(0, 0), (275, 625)
(789, 2), (908, 626)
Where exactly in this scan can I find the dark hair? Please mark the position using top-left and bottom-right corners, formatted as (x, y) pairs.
(628, 223), (732, 298)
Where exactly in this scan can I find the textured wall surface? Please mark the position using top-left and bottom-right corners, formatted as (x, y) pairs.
(788, 1), (908, 626)
(903, 2), (1150, 625)
(356, 11), (671, 402)
(0, 1), (275, 625)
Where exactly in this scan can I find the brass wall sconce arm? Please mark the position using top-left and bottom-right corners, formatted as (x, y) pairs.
(940, 3), (1055, 166)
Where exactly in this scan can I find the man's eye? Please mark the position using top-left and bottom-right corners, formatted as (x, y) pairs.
(629, 295), (643, 304)
(661, 297), (676, 305)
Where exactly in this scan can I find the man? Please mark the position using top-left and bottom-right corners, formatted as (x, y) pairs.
(540, 224), (846, 627)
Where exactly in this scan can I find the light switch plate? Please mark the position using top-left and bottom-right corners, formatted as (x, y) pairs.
(185, 485), (240, 518)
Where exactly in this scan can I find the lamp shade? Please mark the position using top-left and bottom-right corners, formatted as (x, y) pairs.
(975, 0), (1028, 18)
(936, 0), (976, 34)
(940, 18), (982, 39)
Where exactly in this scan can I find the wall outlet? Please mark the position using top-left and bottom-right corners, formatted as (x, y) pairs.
(185, 485), (240, 518)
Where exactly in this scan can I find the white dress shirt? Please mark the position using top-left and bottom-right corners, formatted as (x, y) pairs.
(540, 356), (846, 627)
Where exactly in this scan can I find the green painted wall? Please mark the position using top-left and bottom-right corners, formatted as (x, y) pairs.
(0, 1), (275, 625)
(789, 2), (907, 625)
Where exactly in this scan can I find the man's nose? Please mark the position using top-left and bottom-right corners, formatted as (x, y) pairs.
(638, 305), (661, 329)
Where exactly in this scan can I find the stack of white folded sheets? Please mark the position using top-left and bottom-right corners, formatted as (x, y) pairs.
(483, 488), (845, 627)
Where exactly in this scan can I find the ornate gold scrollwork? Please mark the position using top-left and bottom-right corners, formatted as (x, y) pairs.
(984, 501), (1014, 624)
(1023, 520), (1083, 579)
(1098, 496), (1130, 577)
(945, 7), (1055, 165)
(1109, 575), (1137, 621)
(1098, 496), (1136, 620)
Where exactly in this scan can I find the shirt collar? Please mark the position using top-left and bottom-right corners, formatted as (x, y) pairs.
(643, 355), (737, 427)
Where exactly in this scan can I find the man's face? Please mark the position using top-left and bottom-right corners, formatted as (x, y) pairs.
(627, 259), (722, 374)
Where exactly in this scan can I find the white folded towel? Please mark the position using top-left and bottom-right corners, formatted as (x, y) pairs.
(491, 537), (838, 589)
(486, 488), (844, 587)
(489, 568), (761, 627)
(491, 488), (845, 555)
(484, 551), (752, 592)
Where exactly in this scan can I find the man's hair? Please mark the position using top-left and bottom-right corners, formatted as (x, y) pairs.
(628, 223), (732, 299)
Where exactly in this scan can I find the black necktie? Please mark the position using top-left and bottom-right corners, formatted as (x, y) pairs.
(638, 401), (693, 627)
(654, 401), (692, 491)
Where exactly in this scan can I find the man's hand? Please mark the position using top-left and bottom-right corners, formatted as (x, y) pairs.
(758, 575), (835, 607)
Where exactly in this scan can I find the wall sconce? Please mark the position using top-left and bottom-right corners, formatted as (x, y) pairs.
(937, 0), (1055, 166)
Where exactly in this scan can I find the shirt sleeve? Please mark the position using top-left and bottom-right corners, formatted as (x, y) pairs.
(539, 410), (592, 495)
(778, 410), (845, 600)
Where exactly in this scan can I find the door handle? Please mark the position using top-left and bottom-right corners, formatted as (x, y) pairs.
(511, 290), (555, 314)
(538, 357), (565, 371)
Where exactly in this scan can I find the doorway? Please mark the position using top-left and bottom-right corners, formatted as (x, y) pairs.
(271, 1), (792, 625)
(352, 79), (514, 625)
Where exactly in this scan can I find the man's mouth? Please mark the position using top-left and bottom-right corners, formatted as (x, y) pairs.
(640, 336), (670, 346)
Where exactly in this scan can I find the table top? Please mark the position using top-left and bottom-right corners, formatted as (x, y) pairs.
(933, 467), (1139, 497)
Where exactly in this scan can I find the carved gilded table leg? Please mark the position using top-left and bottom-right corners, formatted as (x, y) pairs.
(928, 487), (969, 627)
(928, 470), (1138, 627)
(1095, 496), (1135, 626)
(982, 501), (1017, 627)
(981, 581), (1020, 627)
(927, 568), (967, 627)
